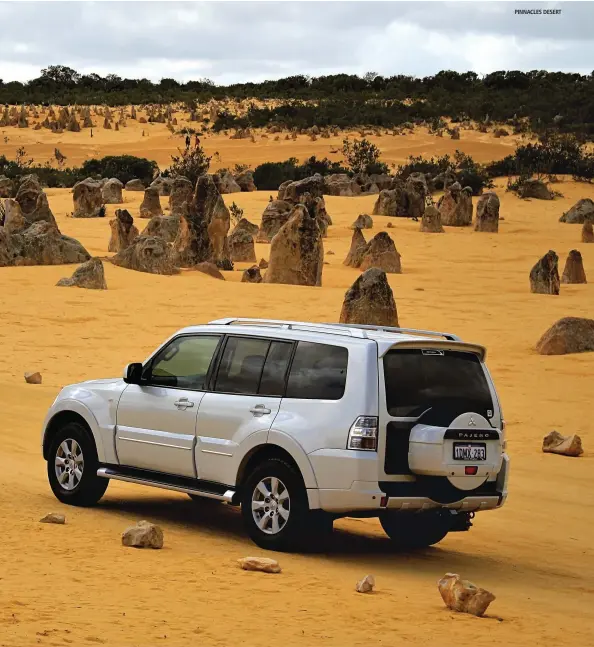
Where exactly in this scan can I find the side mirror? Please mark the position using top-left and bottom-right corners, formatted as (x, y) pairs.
(123, 363), (144, 385)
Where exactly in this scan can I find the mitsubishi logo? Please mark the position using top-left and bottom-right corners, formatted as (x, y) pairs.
(468, 417), (477, 427)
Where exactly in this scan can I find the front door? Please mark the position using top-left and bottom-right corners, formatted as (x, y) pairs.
(195, 336), (293, 484)
(115, 334), (222, 477)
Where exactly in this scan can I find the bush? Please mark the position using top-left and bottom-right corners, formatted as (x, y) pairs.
(342, 138), (389, 175)
(168, 144), (211, 185)
(252, 156), (349, 191)
(80, 155), (158, 185)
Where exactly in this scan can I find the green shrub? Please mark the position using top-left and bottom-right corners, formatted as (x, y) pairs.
(252, 156), (350, 191)
(80, 155), (158, 185)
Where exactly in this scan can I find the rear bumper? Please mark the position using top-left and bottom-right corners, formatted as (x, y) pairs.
(385, 494), (501, 512)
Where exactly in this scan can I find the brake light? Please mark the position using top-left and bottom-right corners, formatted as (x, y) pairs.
(465, 466), (478, 476)
(347, 416), (378, 451)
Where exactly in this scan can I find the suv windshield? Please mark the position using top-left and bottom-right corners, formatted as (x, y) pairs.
(383, 348), (493, 419)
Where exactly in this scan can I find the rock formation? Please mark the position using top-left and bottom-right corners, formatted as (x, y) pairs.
(139, 187), (163, 219)
(235, 169), (257, 192)
(264, 204), (323, 286)
(121, 520), (164, 549)
(420, 205), (444, 233)
(258, 200), (293, 242)
(195, 262), (225, 280)
(561, 249), (587, 284)
(141, 215), (179, 243)
(519, 178), (553, 200)
(438, 573), (495, 617)
(560, 198), (594, 224)
(125, 179), (145, 192)
(229, 228), (256, 263)
(73, 178), (104, 218)
(536, 317), (594, 355)
(359, 232), (402, 273)
(300, 193), (331, 237)
(279, 174), (324, 202)
(542, 431), (584, 457)
(351, 214), (373, 230)
(168, 176), (193, 218)
(324, 174), (361, 197)
(242, 265), (263, 283)
(111, 236), (180, 275)
(474, 192), (500, 232)
(216, 171), (242, 194)
(438, 182), (473, 226)
(343, 228), (368, 268)
(101, 178), (124, 204)
(56, 257), (107, 289)
(150, 176), (173, 196)
(582, 221), (594, 243)
(233, 218), (259, 237)
(372, 184), (408, 217)
(2, 199), (26, 233)
(108, 209), (139, 252)
(173, 174), (232, 270)
(258, 258), (268, 269)
(529, 250), (560, 295)
(15, 175), (57, 226)
(0, 175), (13, 198)
(339, 268), (398, 326)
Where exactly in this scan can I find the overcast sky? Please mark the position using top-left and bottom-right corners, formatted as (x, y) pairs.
(0, 1), (592, 84)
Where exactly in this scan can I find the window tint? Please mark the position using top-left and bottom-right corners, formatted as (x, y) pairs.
(149, 335), (221, 389)
(259, 341), (293, 396)
(286, 342), (348, 400)
(214, 337), (270, 394)
(383, 349), (493, 418)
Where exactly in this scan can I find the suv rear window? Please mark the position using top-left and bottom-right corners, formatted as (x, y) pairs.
(286, 341), (348, 400)
(383, 349), (493, 418)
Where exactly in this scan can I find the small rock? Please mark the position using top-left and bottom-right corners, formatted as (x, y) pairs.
(327, 250), (335, 255)
(241, 265), (262, 283)
(258, 258), (269, 269)
(195, 261), (225, 280)
(238, 556), (281, 573)
(24, 371), (42, 384)
(121, 520), (164, 549)
(356, 574), (375, 593)
(438, 573), (495, 617)
(542, 431), (584, 457)
(386, 222), (394, 228)
(40, 513), (65, 524)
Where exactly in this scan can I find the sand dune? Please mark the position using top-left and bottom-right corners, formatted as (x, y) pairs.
(0, 126), (593, 646)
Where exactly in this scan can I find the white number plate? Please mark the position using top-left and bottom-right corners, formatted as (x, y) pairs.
(453, 443), (486, 461)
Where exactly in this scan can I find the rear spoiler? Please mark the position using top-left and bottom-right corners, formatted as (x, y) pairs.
(378, 339), (487, 361)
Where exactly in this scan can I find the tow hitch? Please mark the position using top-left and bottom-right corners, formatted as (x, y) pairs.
(450, 511), (474, 532)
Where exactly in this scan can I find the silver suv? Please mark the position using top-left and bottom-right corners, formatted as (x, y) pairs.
(41, 318), (509, 551)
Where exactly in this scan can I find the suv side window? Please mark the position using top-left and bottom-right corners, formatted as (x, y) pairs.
(285, 341), (348, 400)
(147, 335), (221, 390)
(259, 341), (293, 396)
(214, 336), (271, 395)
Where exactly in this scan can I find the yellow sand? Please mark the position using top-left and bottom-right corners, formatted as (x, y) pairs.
(0, 124), (593, 647)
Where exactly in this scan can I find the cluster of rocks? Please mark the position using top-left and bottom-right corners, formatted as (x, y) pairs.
(530, 249), (587, 295)
(372, 173), (428, 220)
(343, 228), (402, 274)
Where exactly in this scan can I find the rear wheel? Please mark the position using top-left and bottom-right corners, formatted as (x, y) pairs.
(47, 421), (108, 506)
(379, 510), (451, 549)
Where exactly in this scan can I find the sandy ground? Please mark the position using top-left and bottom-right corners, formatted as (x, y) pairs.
(1, 126), (594, 647)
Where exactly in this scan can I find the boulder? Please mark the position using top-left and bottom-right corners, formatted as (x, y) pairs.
(582, 221), (594, 243)
(264, 204), (324, 287)
(475, 192), (500, 232)
(173, 174), (232, 270)
(529, 250), (560, 295)
(300, 193), (330, 237)
(351, 214), (373, 230)
(324, 174), (361, 197)
(216, 171), (241, 194)
(536, 317), (594, 355)
(15, 175), (57, 226)
(101, 178), (124, 204)
(233, 218), (259, 237)
(139, 187), (163, 219)
(560, 198), (594, 224)
(438, 182), (473, 226)
(24, 371), (42, 384)
(238, 557), (281, 574)
(0, 175), (13, 198)
(542, 431), (584, 457)
(235, 170), (257, 192)
(258, 200), (293, 242)
(356, 575), (376, 594)
(111, 235), (180, 275)
(242, 265), (263, 283)
(2, 199), (26, 234)
(343, 228), (368, 268)
(229, 228), (256, 263)
(561, 250), (587, 284)
(195, 262), (224, 280)
(404, 174), (427, 220)
(39, 513), (65, 524)
(280, 174), (324, 203)
(56, 257), (107, 289)
(121, 520), (164, 549)
(519, 178), (553, 200)
(372, 185), (408, 217)
(420, 205), (444, 233)
(108, 209), (139, 252)
(73, 178), (104, 218)
(258, 258), (268, 269)
(141, 215), (180, 243)
(168, 176), (193, 218)
(438, 573), (495, 617)
(359, 232), (402, 273)
(277, 180), (292, 201)
(150, 176), (173, 196)
(125, 178), (145, 192)
(0, 221), (90, 267)
(339, 268), (399, 326)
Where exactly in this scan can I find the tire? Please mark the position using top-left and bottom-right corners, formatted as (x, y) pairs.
(241, 458), (323, 552)
(379, 510), (451, 550)
(47, 421), (109, 507)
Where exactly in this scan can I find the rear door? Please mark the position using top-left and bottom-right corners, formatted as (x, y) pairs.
(195, 336), (293, 484)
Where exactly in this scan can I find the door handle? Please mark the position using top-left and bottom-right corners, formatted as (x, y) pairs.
(174, 398), (195, 409)
(250, 405), (271, 416)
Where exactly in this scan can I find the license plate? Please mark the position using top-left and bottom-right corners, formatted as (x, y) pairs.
(453, 443), (486, 461)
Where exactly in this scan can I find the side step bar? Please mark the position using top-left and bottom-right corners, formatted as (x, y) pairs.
(97, 467), (236, 503)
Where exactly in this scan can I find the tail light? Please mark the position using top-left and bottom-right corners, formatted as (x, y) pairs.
(347, 416), (378, 451)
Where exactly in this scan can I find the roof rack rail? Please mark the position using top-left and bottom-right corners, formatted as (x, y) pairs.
(207, 318), (461, 342)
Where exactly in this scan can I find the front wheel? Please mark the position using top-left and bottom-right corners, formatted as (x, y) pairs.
(379, 510), (452, 549)
(47, 421), (109, 506)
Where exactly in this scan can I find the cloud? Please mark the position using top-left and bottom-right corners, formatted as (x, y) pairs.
(0, 1), (592, 84)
